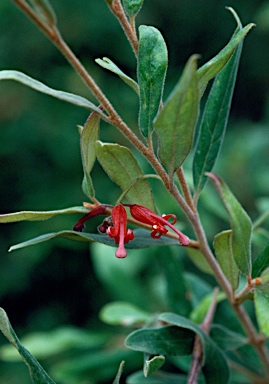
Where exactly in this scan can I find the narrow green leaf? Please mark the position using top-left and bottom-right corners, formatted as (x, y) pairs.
(261, 267), (269, 283)
(213, 230), (239, 290)
(125, 326), (195, 356)
(100, 301), (151, 326)
(0, 206), (88, 223)
(29, 0), (56, 26)
(138, 25), (168, 137)
(0, 327), (106, 360)
(0, 70), (102, 113)
(197, 21), (255, 96)
(254, 290), (269, 337)
(80, 111), (100, 199)
(144, 355), (165, 377)
(122, 0), (144, 18)
(95, 141), (156, 211)
(96, 57), (139, 94)
(207, 173), (252, 276)
(157, 252), (192, 316)
(186, 247), (213, 275)
(154, 55), (199, 174)
(189, 291), (226, 324)
(9, 229), (180, 252)
(0, 308), (56, 384)
(113, 361), (125, 384)
(159, 312), (230, 384)
(193, 38), (243, 196)
(252, 242), (269, 278)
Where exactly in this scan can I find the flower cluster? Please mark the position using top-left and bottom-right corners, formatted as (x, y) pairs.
(73, 204), (190, 258)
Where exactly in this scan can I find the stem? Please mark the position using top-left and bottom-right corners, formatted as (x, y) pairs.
(176, 167), (196, 212)
(187, 288), (219, 384)
(106, 0), (139, 57)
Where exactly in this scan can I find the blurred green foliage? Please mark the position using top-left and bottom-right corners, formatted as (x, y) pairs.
(0, 0), (269, 383)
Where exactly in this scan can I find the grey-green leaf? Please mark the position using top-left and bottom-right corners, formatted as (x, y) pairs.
(193, 37), (243, 197)
(207, 173), (252, 276)
(159, 312), (230, 384)
(0, 70), (103, 113)
(125, 326), (195, 356)
(197, 20), (255, 96)
(0, 206), (88, 223)
(113, 361), (125, 384)
(189, 291), (226, 324)
(157, 252), (192, 316)
(9, 229), (180, 252)
(154, 55), (199, 175)
(213, 230), (239, 290)
(80, 111), (100, 199)
(96, 57), (139, 94)
(100, 301), (152, 327)
(0, 308), (56, 384)
(144, 355), (165, 377)
(138, 25), (168, 137)
(254, 290), (269, 337)
(95, 141), (156, 211)
(252, 242), (269, 278)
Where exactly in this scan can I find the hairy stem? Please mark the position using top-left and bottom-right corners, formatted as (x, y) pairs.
(176, 167), (196, 212)
(106, 0), (139, 57)
(187, 288), (219, 384)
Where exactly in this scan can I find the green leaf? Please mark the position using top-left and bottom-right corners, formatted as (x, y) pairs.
(100, 301), (152, 326)
(210, 325), (247, 351)
(29, 0), (56, 26)
(213, 230), (239, 290)
(138, 25), (168, 137)
(254, 290), (269, 336)
(80, 111), (100, 199)
(207, 173), (252, 276)
(158, 313), (230, 384)
(157, 252), (192, 316)
(154, 55), (199, 174)
(252, 242), (269, 278)
(95, 57), (139, 94)
(261, 267), (269, 283)
(0, 327), (106, 360)
(95, 141), (156, 211)
(193, 36), (243, 196)
(197, 19), (255, 96)
(0, 206), (88, 223)
(122, 0), (144, 18)
(189, 291), (226, 324)
(0, 308), (56, 384)
(186, 247), (214, 275)
(144, 355), (165, 377)
(125, 326), (195, 356)
(9, 229), (180, 252)
(0, 70), (102, 113)
(113, 361), (125, 384)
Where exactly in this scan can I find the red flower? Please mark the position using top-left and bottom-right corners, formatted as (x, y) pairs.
(106, 205), (134, 258)
(127, 204), (190, 246)
(73, 205), (107, 232)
